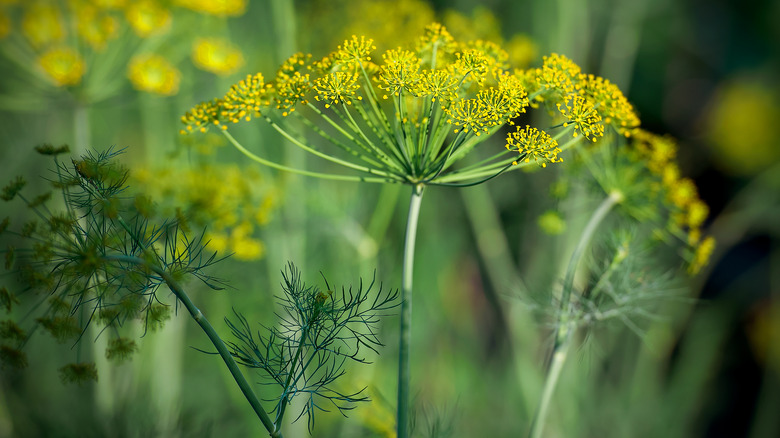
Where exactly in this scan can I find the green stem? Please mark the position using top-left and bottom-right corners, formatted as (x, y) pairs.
(222, 130), (402, 183)
(397, 184), (425, 438)
(527, 190), (622, 438)
(104, 255), (277, 436)
(273, 324), (310, 434)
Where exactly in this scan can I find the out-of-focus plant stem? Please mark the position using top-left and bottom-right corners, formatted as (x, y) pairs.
(528, 190), (622, 438)
(104, 254), (278, 437)
(397, 184), (424, 438)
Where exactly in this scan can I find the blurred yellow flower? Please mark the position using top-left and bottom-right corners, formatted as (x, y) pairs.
(538, 210), (566, 235)
(704, 77), (780, 175)
(688, 236), (715, 275)
(125, 0), (171, 37)
(192, 38), (245, 76)
(505, 34), (537, 69)
(75, 5), (118, 50)
(127, 54), (181, 95)
(22, 4), (66, 48)
(39, 47), (86, 86)
(0, 9), (10, 39)
(175, 0), (247, 16)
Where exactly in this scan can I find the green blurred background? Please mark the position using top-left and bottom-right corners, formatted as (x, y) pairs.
(1, 0), (779, 437)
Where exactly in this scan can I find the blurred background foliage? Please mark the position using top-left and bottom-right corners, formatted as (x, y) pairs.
(1, 0), (779, 437)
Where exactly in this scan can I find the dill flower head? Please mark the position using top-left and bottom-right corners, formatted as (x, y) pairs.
(557, 94), (605, 142)
(127, 54), (181, 95)
(506, 125), (562, 167)
(125, 0), (171, 37)
(39, 47), (86, 87)
(534, 53), (583, 96)
(192, 38), (245, 76)
(336, 35), (376, 66)
(314, 71), (362, 107)
(581, 74), (639, 137)
(446, 98), (490, 135)
(274, 71), (312, 117)
(22, 4), (66, 48)
(378, 48), (421, 98)
(221, 73), (273, 124)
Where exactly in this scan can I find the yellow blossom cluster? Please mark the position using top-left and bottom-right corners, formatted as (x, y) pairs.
(192, 38), (245, 76)
(132, 163), (276, 261)
(629, 129), (714, 272)
(127, 54), (181, 95)
(181, 23), (639, 176)
(524, 54), (640, 140)
(1, 0), (247, 92)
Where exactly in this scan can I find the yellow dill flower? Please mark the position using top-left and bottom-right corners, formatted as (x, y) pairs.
(314, 71), (362, 108)
(632, 130), (677, 174)
(451, 48), (489, 85)
(496, 73), (530, 113)
(377, 48), (421, 98)
(220, 73), (273, 124)
(230, 222), (264, 260)
(477, 85), (527, 124)
(536, 53), (583, 96)
(39, 47), (86, 86)
(125, 0), (171, 37)
(192, 38), (245, 76)
(416, 69), (458, 103)
(506, 125), (562, 167)
(704, 78), (780, 175)
(538, 210), (566, 235)
(582, 74), (639, 136)
(75, 5), (118, 50)
(462, 40), (510, 71)
(557, 94), (605, 142)
(0, 9), (10, 39)
(127, 54), (181, 95)
(22, 4), (66, 48)
(180, 99), (222, 134)
(272, 53), (314, 116)
(687, 199), (709, 229)
(416, 22), (457, 59)
(174, 0), (247, 16)
(667, 177), (697, 209)
(336, 35), (375, 67)
(205, 231), (229, 253)
(446, 98), (489, 135)
(689, 236), (715, 275)
(505, 34), (537, 69)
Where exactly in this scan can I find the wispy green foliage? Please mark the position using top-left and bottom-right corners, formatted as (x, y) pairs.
(227, 263), (399, 432)
(0, 147), (223, 373)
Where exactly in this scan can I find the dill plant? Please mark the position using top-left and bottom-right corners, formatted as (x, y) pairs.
(0, 147), (398, 437)
(179, 21), (653, 436)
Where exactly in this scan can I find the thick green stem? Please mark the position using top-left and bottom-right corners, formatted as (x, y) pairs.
(527, 190), (622, 438)
(397, 184), (424, 438)
(104, 255), (278, 437)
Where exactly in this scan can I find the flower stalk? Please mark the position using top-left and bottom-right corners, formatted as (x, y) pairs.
(397, 184), (424, 438)
(106, 254), (278, 436)
(528, 190), (623, 438)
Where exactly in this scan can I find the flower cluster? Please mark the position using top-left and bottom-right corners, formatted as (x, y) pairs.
(132, 162), (276, 261)
(524, 54), (641, 139)
(182, 23), (596, 186)
(626, 129), (714, 272)
(0, 0), (248, 96)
